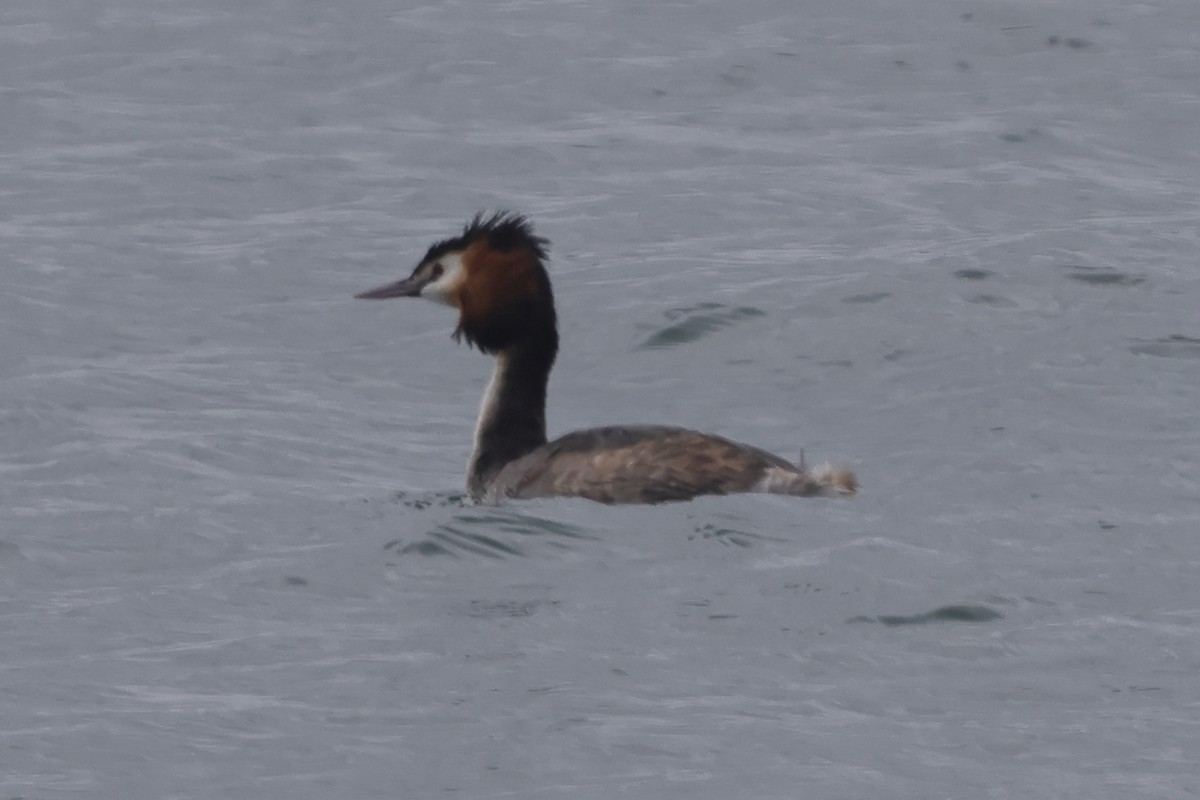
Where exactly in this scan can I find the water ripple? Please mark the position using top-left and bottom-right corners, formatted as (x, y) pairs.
(849, 604), (1005, 626)
(383, 509), (591, 560)
(635, 303), (766, 350)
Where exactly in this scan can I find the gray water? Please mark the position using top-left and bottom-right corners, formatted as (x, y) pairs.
(3, 1), (1199, 797)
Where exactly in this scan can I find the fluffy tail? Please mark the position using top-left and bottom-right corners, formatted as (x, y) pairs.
(756, 463), (858, 497)
(809, 462), (858, 496)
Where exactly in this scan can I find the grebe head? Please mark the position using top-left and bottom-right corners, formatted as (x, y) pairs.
(356, 212), (556, 354)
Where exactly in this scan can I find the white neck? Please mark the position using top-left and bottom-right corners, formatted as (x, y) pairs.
(468, 353), (508, 481)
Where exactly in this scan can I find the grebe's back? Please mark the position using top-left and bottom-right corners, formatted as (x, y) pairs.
(484, 425), (856, 505)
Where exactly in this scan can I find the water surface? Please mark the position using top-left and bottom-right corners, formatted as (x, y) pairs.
(3, 1), (1199, 797)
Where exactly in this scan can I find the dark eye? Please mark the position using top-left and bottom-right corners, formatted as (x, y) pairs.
(431, 263), (444, 280)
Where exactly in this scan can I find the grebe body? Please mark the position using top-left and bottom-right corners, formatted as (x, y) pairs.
(356, 213), (856, 505)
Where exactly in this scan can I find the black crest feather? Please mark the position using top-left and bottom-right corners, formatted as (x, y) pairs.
(422, 211), (549, 267)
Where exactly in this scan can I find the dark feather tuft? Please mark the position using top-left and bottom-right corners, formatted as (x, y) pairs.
(422, 210), (549, 267)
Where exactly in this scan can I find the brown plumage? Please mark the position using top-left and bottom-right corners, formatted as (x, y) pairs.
(485, 426), (856, 505)
(356, 212), (857, 505)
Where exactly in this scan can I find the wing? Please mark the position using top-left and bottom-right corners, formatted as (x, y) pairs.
(489, 425), (797, 504)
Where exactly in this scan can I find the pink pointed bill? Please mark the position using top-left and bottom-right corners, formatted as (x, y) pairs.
(355, 276), (424, 300)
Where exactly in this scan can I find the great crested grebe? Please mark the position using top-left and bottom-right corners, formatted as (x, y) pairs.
(356, 212), (857, 505)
